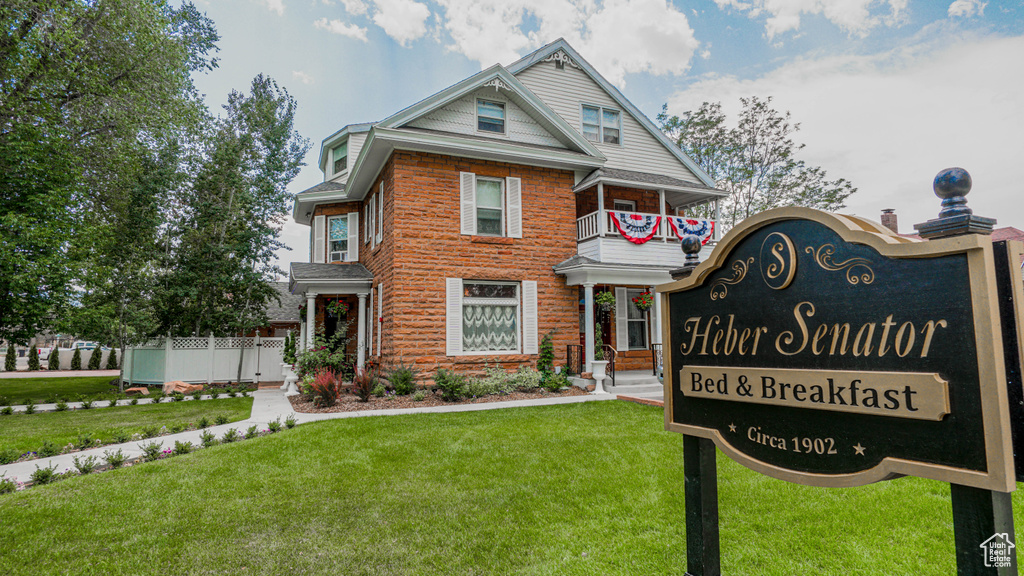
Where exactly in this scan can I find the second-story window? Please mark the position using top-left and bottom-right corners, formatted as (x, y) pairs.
(477, 99), (505, 133)
(582, 105), (621, 145)
(328, 216), (348, 262)
(475, 178), (504, 235)
(332, 141), (348, 175)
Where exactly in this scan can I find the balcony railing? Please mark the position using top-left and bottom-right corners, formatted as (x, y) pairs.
(575, 210), (715, 243)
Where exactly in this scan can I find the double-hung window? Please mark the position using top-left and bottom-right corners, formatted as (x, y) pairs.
(477, 99), (505, 134)
(475, 178), (504, 236)
(332, 141), (347, 175)
(581, 105), (621, 145)
(328, 216), (348, 262)
(462, 282), (519, 353)
(625, 288), (649, 350)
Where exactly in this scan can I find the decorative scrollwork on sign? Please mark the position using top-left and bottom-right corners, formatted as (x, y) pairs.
(482, 78), (512, 92)
(805, 244), (875, 285)
(543, 50), (579, 69)
(709, 257), (755, 300)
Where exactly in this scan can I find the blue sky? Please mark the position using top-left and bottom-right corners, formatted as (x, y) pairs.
(186, 0), (1024, 270)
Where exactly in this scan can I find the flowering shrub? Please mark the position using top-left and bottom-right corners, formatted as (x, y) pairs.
(305, 369), (341, 407)
(295, 331), (353, 380)
(632, 291), (654, 311)
(351, 368), (376, 403)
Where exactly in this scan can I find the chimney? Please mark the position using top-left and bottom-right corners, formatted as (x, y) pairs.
(881, 208), (898, 234)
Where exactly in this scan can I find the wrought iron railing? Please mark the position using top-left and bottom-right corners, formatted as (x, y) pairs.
(566, 344), (583, 376)
(651, 343), (663, 376)
(602, 345), (616, 387)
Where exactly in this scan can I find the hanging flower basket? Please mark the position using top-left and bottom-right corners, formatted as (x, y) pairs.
(298, 304), (307, 319)
(632, 291), (654, 312)
(595, 291), (615, 312)
(326, 299), (349, 318)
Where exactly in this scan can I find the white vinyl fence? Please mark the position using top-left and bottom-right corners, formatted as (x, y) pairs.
(123, 336), (285, 385)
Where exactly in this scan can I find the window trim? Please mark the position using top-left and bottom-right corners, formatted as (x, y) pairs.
(613, 199), (636, 213)
(474, 176), (505, 237)
(625, 288), (649, 351)
(327, 215), (348, 263)
(460, 280), (521, 355)
(580, 103), (622, 146)
(476, 98), (507, 135)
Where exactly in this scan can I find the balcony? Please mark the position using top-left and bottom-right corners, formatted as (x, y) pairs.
(575, 210), (716, 267)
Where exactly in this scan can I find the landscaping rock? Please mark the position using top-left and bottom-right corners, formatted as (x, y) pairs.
(162, 381), (204, 394)
(125, 387), (150, 395)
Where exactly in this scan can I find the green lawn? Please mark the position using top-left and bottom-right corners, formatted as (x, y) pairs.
(0, 401), (1019, 575)
(0, 398), (253, 455)
(0, 375), (122, 404)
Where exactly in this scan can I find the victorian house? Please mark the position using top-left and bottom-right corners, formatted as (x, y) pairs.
(288, 39), (725, 381)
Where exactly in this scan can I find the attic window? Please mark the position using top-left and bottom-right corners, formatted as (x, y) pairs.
(582, 105), (621, 145)
(332, 141), (348, 174)
(477, 99), (505, 134)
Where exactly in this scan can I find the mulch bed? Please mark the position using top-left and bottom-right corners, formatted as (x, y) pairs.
(288, 386), (590, 413)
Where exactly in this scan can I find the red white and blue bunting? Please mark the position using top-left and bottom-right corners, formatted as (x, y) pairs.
(609, 211), (661, 245)
(668, 217), (715, 245)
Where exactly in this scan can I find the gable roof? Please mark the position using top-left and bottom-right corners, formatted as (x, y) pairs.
(507, 39), (717, 189)
(378, 65), (603, 158)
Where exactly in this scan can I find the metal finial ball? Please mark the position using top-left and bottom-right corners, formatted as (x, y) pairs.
(681, 234), (702, 255)
(933, 167), (972, 200)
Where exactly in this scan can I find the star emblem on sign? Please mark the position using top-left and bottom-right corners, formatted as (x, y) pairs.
(728, 423), (737, 433)
(853, 443), (866, 456)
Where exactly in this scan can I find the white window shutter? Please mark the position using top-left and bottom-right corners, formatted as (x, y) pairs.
(368, 287), (374, 356)
(347, 211), (359, 262)
(460, 172), (476, 235)
(313, 215), (326, 263)
(522, 280), (538, 354)
(506, 177), (522, 238)
(446, 278), (463, 355)
(376, 182), (384, 244)
(369, 194), (376, 249)
(364, 203), (370, 244)
(377, 282), (383, 356)
(615, 287), (629, 350)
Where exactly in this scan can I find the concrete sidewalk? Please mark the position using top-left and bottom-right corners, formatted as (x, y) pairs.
(1, 388), (616, 484)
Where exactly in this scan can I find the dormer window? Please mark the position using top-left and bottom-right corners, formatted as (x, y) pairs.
(332, 141), (348, 175)
(477, 99), (505, 134)
(582, 105), (621, 145)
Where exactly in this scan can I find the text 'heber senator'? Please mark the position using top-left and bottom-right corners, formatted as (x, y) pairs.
(679, 301), (948, 359)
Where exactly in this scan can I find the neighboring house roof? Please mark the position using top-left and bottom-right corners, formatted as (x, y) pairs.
(266, 282), (303, 324)
(992, 227), (1024, 242)
(507, 39), (718, 189)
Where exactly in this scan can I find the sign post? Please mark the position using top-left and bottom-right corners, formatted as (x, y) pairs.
(660, 169), (1019, 574)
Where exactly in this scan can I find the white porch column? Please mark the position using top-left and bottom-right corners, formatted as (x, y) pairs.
(584, 282), (596, 373)
(650, 285), (662, 345)
(658, 189), (667, 242)
(298, 321), (306, 352)
(356, 292), (368, 371)
(597, 182), (605, 236)
(714, 198), (722, 241)
(305, 293), (317, 347)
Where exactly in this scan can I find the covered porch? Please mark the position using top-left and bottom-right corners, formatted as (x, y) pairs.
(289, 262), (375, 371)
(554, 256), (673, 376)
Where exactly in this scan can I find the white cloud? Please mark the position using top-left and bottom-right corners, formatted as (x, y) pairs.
(292, 71), (315, 85)
(342, 0), (370, 15)
(262, 0), (285, 15)
(434, 0), (699, 87)
(371, 0), (431, 46)
(948, 0), (986, 18)
(665, 34), (1024, 236)
(314, 17), (369, 41)
(714, 0), (907, 39)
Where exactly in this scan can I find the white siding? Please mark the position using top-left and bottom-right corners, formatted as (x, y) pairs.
(515, 61), (701, 183)
(407, 89), (566, 149)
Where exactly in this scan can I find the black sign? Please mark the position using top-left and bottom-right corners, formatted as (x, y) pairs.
(661, 208), (1015, 491)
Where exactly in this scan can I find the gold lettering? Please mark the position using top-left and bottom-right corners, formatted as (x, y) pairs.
(878, 315), (896, 357)
(852, 323), (876, 357)
(920, 320), (948, 358)
(895, 322), (916, 357)
(723, 315), (739, 355)
(776, 301), (813, 356)
(751, 327), (766, 355)
(811, 324), (829, 355)
(738, 328), (752, 355)
(829, 323), (851, 355)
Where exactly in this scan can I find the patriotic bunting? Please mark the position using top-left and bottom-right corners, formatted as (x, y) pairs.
(609, 211), (661, 245)
(668, 217), (715, 245)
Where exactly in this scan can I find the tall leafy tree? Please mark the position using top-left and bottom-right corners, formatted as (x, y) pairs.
(658, 97), (856, 229)
(0, 0), (218, 344)
(158, 75), (310, 342)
